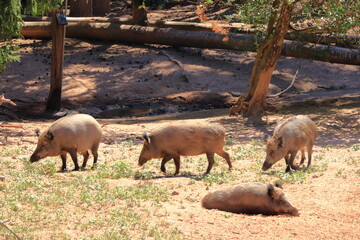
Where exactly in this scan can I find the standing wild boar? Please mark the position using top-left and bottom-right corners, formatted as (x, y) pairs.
(262, 115), (317, 172)
(201, 182), (299, 216)
(138, 122), (232, 175)
(30, 114), (102, 171)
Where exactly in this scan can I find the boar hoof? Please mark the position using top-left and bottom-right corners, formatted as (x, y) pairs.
(58, 168), (69, 173)
(161, 166), (166, 173)
(73, 167), (80, 171)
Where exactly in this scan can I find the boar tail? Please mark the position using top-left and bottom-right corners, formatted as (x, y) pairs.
(142, 132), (151, 144)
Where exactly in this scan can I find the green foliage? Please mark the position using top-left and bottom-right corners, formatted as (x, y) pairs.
(0, 0), (63, 72)
(225, 0), (359, 36)
(0, 0), (22, 39)
(302, 0), (359, 35)
(23, 0), (63, 16)
(226, 0), (273, 28)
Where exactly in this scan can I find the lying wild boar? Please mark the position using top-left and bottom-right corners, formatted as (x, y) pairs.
(30, 114), (102, 171)
(138, 122), (232, 175)
(262, 115), (317, 172)
(201, 182), (299, 216)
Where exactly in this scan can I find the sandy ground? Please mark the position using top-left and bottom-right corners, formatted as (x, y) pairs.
(0, 2), (360, 239)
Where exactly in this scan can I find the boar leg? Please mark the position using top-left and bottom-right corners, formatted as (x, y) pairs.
(306, 142), (314, 168)
(300, 149), (306, 165)
(284, 154), (291, 173)
(160, 154), (174, 173)
(173, 155), (181, 176)
(60, 153), (67, 172)
(81, 151), (89, 169)
(216, 149), (232, 171)
(68, 149), (80, 171)
(91, 143), (100, 168)
(288, 151), (300, 171)
(205, 153), (215, 174)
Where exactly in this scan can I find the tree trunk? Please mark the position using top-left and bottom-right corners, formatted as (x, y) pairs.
(132, 0), (147, 25)
(46, 10), (66, 112)
(230, 0), (296, 116)
(93, 0), (110, 16)
(69, 0), (93, 17)
(20, 21), (360, 65)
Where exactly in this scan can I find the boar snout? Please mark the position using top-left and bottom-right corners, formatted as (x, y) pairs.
(262, 161), (272, 171)
(30, 153), (40, 163)
(290, 207), (300, 216)
(138, 157), (148, 166)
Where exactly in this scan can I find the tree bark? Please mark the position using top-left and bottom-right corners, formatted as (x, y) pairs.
(20, 21), (360, 65)
(69, 0), (93, 17)
(132, 0), (147, 25)
(93, 0), (110, 16)
(46, 10), (66, 112)
(230, 0), (296, 115)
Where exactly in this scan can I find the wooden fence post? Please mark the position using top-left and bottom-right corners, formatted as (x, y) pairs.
(46, 9), (66, 112)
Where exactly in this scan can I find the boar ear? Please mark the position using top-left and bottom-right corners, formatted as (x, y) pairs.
(35, 129), (41, 137)
(44, 131), (54, 141)
(268, 184), (282, 200)
(142, 132), (151, 145)
(277, 137), (283, 148)
(274, 180), (283, 189)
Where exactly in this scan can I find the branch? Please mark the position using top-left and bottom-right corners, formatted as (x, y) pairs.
(160, 50), (190, 82)
(0, 221), (22, 240)
(269, 70), (298, 97)
(0, 94), (17, 106)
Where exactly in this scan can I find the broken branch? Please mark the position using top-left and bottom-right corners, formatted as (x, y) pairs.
(0, 94), (16, 106)
(160, 50), (190, 82)
(269, 70), (298, 97)
(0, 221), (22, 240)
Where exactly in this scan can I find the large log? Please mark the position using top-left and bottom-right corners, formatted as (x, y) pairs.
(21, 16), (360, 46)
(20, 21), (360, 65)
(21, 16), (251, 33)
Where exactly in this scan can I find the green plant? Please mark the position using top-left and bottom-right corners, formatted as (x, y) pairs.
(203, 171), (236, 184)
(335, 169), (348, 179)
(134, 169), (155, 180)
(352, 144), (360, 151)
(271, 170), (308, 184)
(96, 161), (133, 179)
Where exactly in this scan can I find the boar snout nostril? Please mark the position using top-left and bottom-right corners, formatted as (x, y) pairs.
(292, 209), (300, 216)
(262, 164), (270, 171)
(30, 155), (39, 163)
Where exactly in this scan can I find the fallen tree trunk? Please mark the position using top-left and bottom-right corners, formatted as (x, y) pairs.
(21, 16), (360, 46)
(22, 16), (252, 33)
(20, 22), (360, 65)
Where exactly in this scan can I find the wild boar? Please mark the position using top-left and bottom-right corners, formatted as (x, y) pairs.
(138, 122), (232, 175)
(30, 114), (102, 171)
(201, 182), (299, 216)
(262, 115), (318, 172)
